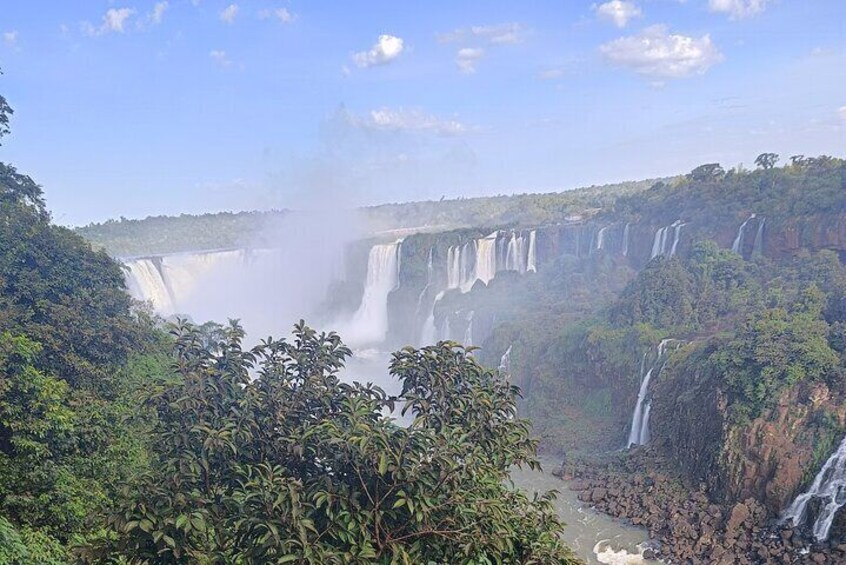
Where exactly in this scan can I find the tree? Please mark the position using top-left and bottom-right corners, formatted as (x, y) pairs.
(95, 321), (578, 564)
(754, 153), (779, 170)
(688, 163), (725, 182)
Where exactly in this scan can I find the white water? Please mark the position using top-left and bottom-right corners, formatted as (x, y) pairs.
(527, 230), (537, 272)
(505, 232), (529, 273)
(731, 214), (756, 254)
(475, 231), (499, 285)
(782, 434), (846, 540)
(499, 345), (513, 374)
(752, 218), (765, 257)
(463, 310), (474, 345)
(341, 240), (402, 346)
(596, 226), (609, 251)
(124, 258), (176, 315)
(622, 223), (630, 257)
(627, 339), (679, 448)
(651, 221), (684, 259)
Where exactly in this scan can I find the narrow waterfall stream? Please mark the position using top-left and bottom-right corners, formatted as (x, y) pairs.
(627, 339), (679, 448)
(782, 433), (846, 541)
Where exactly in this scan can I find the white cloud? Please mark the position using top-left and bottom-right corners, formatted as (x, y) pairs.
(349, 107), (473, 136)
(455, 47), (484, 74)
(595, 1), (642, 28)
(210, 49), (232, 68)
(437, 23), (525, 45)
(3, 31), (18, 46)
(839, 106), (846, 122)
(259, 7), (295, 23)
(537, 68), (566, 80)
(352, 35), (404, 68)
(220, 4), (239, 24)
(82, 7), (136, 36)
(151, 1), (168, 24)
(708, 0), (770, 19)
(599, 24), (723, 78)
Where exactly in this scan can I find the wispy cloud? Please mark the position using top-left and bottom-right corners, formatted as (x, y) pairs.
(600, 24), (723, 78)
(151, 1), (169, 25)
(219, 4), (239, 24)
(210, 49), (232, 69)
(258, 7), (295, 24)
(348, 107), (475, 136)
(595, 1), (642, 28)
(82, 7), (136, 37)
(3, 30), (18, 47)
(838, 106), (846, 123)
(352, 35), (405, 68)
(708, 0), (770, 19)
(456, 48), (485, 74)
(437, 22), (526, 45)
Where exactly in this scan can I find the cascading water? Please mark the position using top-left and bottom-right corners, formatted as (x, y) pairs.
(505, 232), (528, 272)
(595, 226), (608, 251)
(651, 221), (684, 259)
(124, 258), (176, 314)
(527, 230), (537, 272)
(731, 214), (756, 254)
(343, 240), (402, 346)
(499, 344), (513, 374)
(475, 232), (498, 285)
(627, 339), (679, 448)
(622, 223), (630, 257)
(669, 222), (686, 256)
(781, 434), (846, 541)
(752, 218), (765, 257)
(463, 310), (474, 345)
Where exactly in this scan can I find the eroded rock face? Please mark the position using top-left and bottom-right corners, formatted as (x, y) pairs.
(719, 383), (846, 513)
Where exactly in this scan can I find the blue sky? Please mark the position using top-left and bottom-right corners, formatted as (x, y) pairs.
(0, 0), (844, 226)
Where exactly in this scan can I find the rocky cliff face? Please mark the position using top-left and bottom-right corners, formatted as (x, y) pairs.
(653, 344), (846, 516)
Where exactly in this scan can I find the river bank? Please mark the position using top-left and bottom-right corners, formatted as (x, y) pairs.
(553, 449), (846, 564)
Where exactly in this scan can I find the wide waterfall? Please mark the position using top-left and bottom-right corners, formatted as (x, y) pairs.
(627, 339), (679, 448)
(651, 221), (685, 259)
(782, 434), (846, 541)
(731, 214), (756, 254)
(343, 240), (402, 346)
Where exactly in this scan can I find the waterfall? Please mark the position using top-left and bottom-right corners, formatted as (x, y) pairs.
(752, 218), (765, 257)
(475, 232), (498, 286)
(651, 221), (684, 259)
(622, 223), (630, 257)
(463, 310), (474, 345)
(499, 345), (513, 374)
(505, 232), (528, 273)
(669, 222), (686, 256)
(414, 248), (435, 324)
(782, 434), (846, 541)
(344, 240), (402, 345)
(527, 230), (537, 272)
(732, 214), (756, 254)
(420, 290), (444, 346)
(627, 339), (679, 448)
(596, 226), (608, 251)
(124, 258), (176, 314)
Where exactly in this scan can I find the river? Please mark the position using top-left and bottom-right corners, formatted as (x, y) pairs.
(342, 349), (660, 564)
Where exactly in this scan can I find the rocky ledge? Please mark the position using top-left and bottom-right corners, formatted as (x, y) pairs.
(553, 450), (846, 564)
